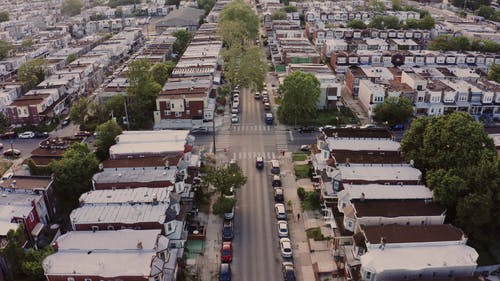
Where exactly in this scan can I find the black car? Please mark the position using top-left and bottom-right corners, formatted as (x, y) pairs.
(298, 126), (316, 133)
(0, 132), (16, 139)
(222, 221), (234, 241)
(274, 188), (284, 203)
(220, 263), (231, 281)
(256, 156), (264, 169)
(282, 262), (296, 281)
(34, 132), (49, 139)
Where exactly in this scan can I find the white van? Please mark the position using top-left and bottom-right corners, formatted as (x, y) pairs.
(271, 160), (280, 175)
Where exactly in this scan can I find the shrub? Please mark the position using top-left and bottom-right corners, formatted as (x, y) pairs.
(297, 187), (305, 200)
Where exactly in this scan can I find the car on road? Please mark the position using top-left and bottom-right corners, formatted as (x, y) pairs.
(190, 127), (209, 134)
(222, 221), (234, 241)
(74, 131), (92, 137)
(264, 102), (271, 111)
(231, 114), (239, 124)
(254, 92), (261, 99)
(61, 117), (70, 127)
(3, 148), (21, 157)
(300, 145), (310, 152)
(319, 125), (335, 132)
(272, 175), (281, 187)
(271, 159), (280, 175)
(224, 206), (235, 220)
(262, 96), (269, 104)
(221, 242), (233, 263)
(277, 220), (289, 238)
(274, 188), (284, 203)
(298, 126), (316, 133)
(220, 263), (231, 281)
(256, 156), (264, 169)
(282, 262), (296, 281)
(390, 124), (405, 131)
(231, 107), (239, 114)
(360, 124), (377, 129)
(280, 238), (293, 259)
(34, 132), (49, 139)
(0, 132), (16, 139)
(18, 131), (35, 139)
(275, 203), (286, 220)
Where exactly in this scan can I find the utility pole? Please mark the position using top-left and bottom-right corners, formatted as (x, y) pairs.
(123, 99), (130, 130)
(212, 113), (216, 156)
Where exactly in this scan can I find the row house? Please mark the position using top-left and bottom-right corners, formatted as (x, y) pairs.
(6, 88), (65, 126)
(271, 37), (321, 71)
(304, 10), (371, 24)
(154, 23), (222, 130)
(313, 27), (431, 47)
(330, 50), (500, 73)
(345, 66), (395, 96)
(84, 18), (136, 35)
(43, 229), (179, 281)
(138, 35), (176, 63)
(288, 63), (342, 108)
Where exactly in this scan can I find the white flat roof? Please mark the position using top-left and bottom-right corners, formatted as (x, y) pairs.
(43, 252), (155, 277)
(339, 184), (433, 201)
(79, 187), (171, 205)
(327, 138), (400, 151)
(56, 229), (161, 251)
(110, 130), (189, 156)
(92, 168), (177, 184)
(333, 164), (422, 182)
(0, 221), (19, 236)
(70, 203), (168, 225)
(361, 245), (478, 272)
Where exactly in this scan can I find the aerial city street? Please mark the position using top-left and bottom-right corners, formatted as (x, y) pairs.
(0, 0), (499, 280)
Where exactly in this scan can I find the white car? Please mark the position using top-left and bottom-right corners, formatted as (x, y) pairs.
(280, 238), (293, 258)
(277, 221), (289, 238)
(18, 131), (35, 139)
(360, 124), (377, 129)
(231, 107), (239, 114)
(275, 203), (286, 219)
(231, 114), (239, 123)
(233, 96), (240, 104)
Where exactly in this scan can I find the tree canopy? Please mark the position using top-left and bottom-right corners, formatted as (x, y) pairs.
(150, 61), (176, 86)
(49, 143), (99, 214)
(368, 15), (401, 29)
(0, 39), (12, 60)
(126, 59), (162, 129)
(17, 58), (47, 91)
(372, 96), (413, 126)
(94, 120), (122, 160)
(278, 71), (320, 126)
(173, 29), (192, 57)
(223, 45), (266, 91)
(347, 19), (367, 29)
(0, 11), (9, 23)
(219, 0), (259, 42)
(271, 10), (287, 20)
(428, 35), (500, 53)
(61, 0), (84, 16)
(452, 0), (490, 11)
(488, 64), (500, 83)
(400, 112), (499, 244)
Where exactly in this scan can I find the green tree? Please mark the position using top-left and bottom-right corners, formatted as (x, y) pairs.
(70, 97), (92, 126)
(428, 35), (453, 51)
(476, 5), (495, 19)
(0, 112), (9, 133)
(281, 5), (297, 13)
(21, 37), (34, 49)
(347, 19), (367, 29)
(212, 197), (235, 215)
(3, 225), (25, 279)
(235, 46), (266, 91)
(218, 20), (248, 47)
(392, 0), (402, 10)
(368, 0), (386, 12)
(0, 39), (13, 61)
(418, 15), (435, 29)
(456, 192), (494, 242)
(219, 0), (259, 41)
(452, 0), (490, 10)
(66, 53), (77, 64)
(271, 10), (287, 20)
(61, 0), (84, 16)
(488, 64), (500, 83)
(426, 169), (468, 208)
(278, 71), (320, 126)
(198, 0), (216, 14)
(450, 36), (471, 51)
(104, 95), (126, 123)
(21, 247), (53, 281)
(150, 61), (176, 85)
(368, 15), (401, 29)
(202, 165), (247, 197)
(94, 120), (122, 160)
(17, 58), (47, 91)
(372, 96), (413, 126)
(115, 6), (123, 17)
(172, 29), (192, 57)
(126, 59), (162, 129)
(49, 143), (99, 214)
(0, 11), (9, 22)
(401, 112), (496, 172)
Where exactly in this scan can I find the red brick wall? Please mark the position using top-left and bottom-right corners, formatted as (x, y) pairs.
(160, 100), (204, 120)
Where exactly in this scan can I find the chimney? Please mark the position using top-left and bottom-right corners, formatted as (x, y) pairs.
(137, 241), (143, 250)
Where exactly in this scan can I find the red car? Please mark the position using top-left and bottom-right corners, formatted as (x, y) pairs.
(221, 242), (233, 263)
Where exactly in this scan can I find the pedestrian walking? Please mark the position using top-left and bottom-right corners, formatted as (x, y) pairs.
(297, 213), (300, 221)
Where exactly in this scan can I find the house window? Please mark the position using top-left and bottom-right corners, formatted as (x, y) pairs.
(107, 225), (114, 230)
(17, 219), (23, 224)
(67, 278), (75, 281)
(164, 110), (171, 116)
(347, 220), (353, 228)
(417, 85), (423, 91)
(186, 102), (190, 108)
(29, 212), (34, 222)
(154, 276), (161, 281)
(186, 110), (190, 115)
(84, 278), (92, 281)
(171, 104), (174, 109)
(175, 112), (182, 118)
(167, 223), (173, 232)
(365, 271), (371, 280)
(91, 226), (99, 231)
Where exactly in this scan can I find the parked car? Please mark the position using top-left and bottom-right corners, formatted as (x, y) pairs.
(280, 238), (293, 259)
(275, 203), (286, 220)
(272, 175), (282, 187)
(262, 96), (269, 104)
(231, 107), (239, 114)
(300, 145), (310, 152)
(231, 114), (239, 124)
(221, 242), (233, 263)
(75, 131), (92, 137)
(274, 188), (284, 203)
(264, 102), (271, 111)
(282, 262), (296, 281)
(319, 125), (335, 132)
(390, 124), (405, 131)
(254, 92), (261, 99)
(190, 127), (209, 134)
(277, 220), (289, 238)
(360, 124), (377, 129)
(298, 126), (316, 133)
(0, 143), (3, 149)
(0, 132), (16, 139)
(34, 132), (49, 139)
(18, 131), (35, 139)
(3, 148), (21, 157)
(224, 206), (235, 220)
(256, 156), (264, 169)
(222, 221), (234, 241)
(61, 117), (70, 127)
(220, 263), (231, 281)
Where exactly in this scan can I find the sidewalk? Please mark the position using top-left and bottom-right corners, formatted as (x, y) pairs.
(280, 152), (315, 281)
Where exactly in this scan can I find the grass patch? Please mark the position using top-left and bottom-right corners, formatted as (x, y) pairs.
(294, 164), (310, 179)
(292, 152), (307, 162)
(306, 227), (326, 241)
(301, 190), (321, 210)
(310, 108), (358, 127)
(0, 160), (12, 176)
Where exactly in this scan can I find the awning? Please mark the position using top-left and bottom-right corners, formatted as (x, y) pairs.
(31, 223), (44, 237)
